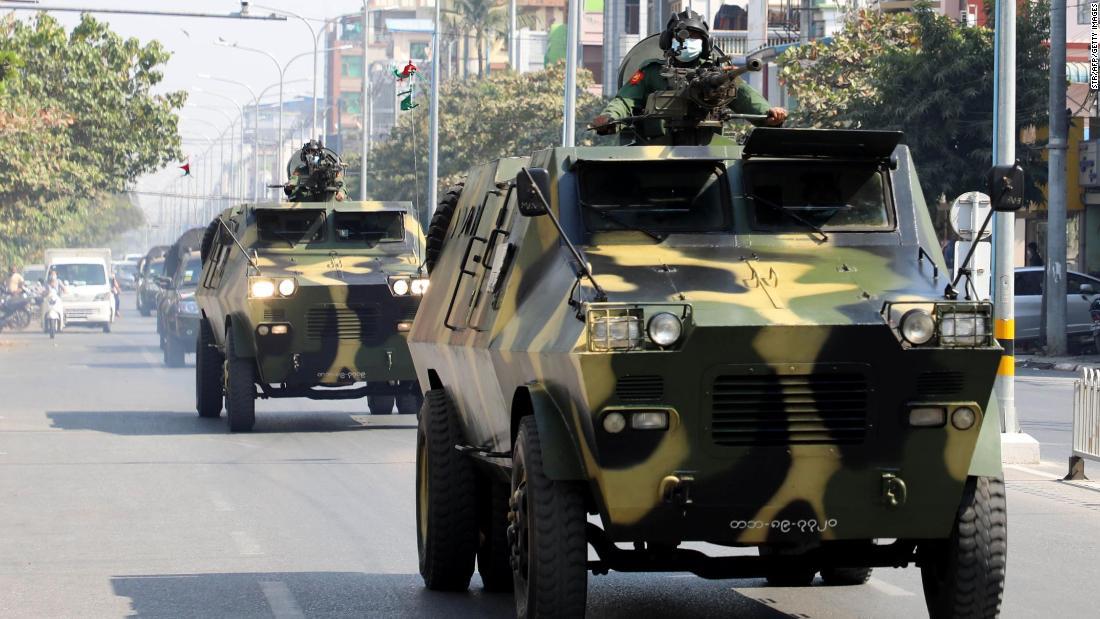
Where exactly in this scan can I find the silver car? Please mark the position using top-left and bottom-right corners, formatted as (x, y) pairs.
(1014, 266), (1100, 345)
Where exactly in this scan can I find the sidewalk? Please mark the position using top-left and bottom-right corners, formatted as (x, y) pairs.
(1016, 353), (1100, 372)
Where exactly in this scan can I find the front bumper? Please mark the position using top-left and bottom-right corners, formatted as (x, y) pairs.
(569, 324), (1002, 545)
(169, 315), (200, 352)
(244, 285), (421, 387)
(64, 301), (113, 324)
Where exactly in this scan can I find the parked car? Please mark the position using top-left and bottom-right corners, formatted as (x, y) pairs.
(1015, 266), (1100, 347)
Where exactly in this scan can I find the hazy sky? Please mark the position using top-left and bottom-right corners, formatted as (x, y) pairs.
(5, 0), (378, 201)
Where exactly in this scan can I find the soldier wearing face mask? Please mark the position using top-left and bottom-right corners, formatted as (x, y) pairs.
(592, 9), (787, 136)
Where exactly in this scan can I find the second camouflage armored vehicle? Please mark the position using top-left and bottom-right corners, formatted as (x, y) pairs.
(408, 126), (1015, 618)
(194, 142), (428, 431)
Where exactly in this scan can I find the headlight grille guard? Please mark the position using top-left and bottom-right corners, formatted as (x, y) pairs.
(583, 302), (693, 352)
(881, 300), (996, 349)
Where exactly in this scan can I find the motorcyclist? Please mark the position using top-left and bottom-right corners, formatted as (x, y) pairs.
(43, 268), (66, 298)
(5, 266), (24, 296)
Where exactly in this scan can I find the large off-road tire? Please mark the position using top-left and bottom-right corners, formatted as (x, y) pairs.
(163, 334), (185, 367)
(920, 476), (1007, 619)
(821, 566), (872, 586)
(224, 328), (256, 433)
(760, 546), (817, 587)
(368, 395), (395, 415)
(424, 183), (463, 274)
(416, 388), (478, 590)
(509, 417), (588, 618)
(195, 319), (224, 418)
(477, 474), (514, 593)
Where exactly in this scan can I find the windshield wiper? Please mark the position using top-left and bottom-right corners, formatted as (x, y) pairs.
(266, 230), (300, 248)
(746, 193), (829, 242)
(581, 203), (666, 242)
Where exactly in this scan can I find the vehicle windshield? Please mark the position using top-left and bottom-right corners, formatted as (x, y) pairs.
(334, 211), (405, 244)
(743, 162), (894, 231)
(52, 263), (107, 286)
(144, 259), (165, 275)
(577, 160), (730, 235)
(179, 257), (202, 288)
(255, 209), (326, 245)
(116, 264), (138, 276)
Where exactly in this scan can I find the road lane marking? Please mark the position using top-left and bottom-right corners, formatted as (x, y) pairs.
(231, 530), (263, 556)
(867, 578), (915, 597)
(259, 581), (305, 619)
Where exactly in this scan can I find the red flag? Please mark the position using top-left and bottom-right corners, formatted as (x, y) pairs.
(179, 162), (191, 176)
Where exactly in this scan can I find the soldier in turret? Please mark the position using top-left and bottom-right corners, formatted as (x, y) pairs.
(283, 140), (348, 203)
(591, 9), (787, 136)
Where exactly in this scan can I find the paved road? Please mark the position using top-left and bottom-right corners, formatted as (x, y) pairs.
(1, 295), (1098, 618)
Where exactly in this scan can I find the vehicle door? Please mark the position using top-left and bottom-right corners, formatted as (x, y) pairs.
(1014, 270), (1043, 340)
(1066, 272), (1100, 335)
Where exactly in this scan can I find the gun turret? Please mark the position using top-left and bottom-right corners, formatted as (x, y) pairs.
(283, 140), (346, 203)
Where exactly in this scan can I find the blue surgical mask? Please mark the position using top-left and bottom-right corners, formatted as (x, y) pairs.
(674, 38), (703, 62)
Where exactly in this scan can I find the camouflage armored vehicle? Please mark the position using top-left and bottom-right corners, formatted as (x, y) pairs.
(408, 127), (1019, 618)
(194, 142), (428, 431)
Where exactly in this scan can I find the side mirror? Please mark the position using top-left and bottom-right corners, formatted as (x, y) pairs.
(516, 167), (551, 217)
(1081, 283), (1095, 295)
(988, 163), (1025, 212)
(155, 276), (174, 289)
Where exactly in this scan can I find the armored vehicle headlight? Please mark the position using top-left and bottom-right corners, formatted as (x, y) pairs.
(277, 278), (297, 297)
(249, 278), (275, 299)
(909, 406), (946, 427)
(647, 312), (682, 347)
(951, 406), (977, 430)
(589, 314), (643, 351)
(900, 309), (935, 345)
(602, 412), (627, 434)
(392, 278), (410, 296)
(410, 278), (430, 295)
(630, 411), (670, 430)
(939, 312), (990, 347)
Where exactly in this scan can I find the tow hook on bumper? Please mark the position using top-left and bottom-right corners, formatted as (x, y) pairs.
(881, 473), (908, 508)
(659, 472), (695, 507)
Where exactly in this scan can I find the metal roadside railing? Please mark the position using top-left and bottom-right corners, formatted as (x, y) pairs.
(1068, 367), (1100, 479)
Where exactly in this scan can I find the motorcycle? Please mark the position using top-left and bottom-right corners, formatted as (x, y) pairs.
(42, 290), (64, 339)
(0, 291), (33, 332)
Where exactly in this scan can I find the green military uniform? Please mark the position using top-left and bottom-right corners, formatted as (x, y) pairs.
(601, 60), (773, 127)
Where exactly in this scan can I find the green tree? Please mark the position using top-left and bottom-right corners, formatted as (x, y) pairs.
(366, 64), (607, 220)
(778, 3), (1049, 206)
(448, 0), (506, 79)
(0, 13), (184, 263)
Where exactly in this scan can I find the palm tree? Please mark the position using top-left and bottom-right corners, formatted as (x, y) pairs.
(448, 0), (506, 78)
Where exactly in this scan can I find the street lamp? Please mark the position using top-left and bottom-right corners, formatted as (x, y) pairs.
(215, 38), (352, 197)
(251, 4), (320, 138)
(197, 74), (261, 200)
(185, 104), (240, 202)
(193, 87), (249, 200)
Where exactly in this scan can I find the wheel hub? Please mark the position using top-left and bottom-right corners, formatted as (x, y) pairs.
(507, 480), (529, 576)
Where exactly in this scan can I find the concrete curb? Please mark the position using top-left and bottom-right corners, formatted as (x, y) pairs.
(1016, 358), (1097, 372)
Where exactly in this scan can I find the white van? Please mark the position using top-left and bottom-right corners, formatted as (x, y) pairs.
(44, 248), (115, 333)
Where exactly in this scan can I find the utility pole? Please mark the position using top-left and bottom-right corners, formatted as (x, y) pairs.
(562, 0), (580, 146)
(509, 0), (517, 69)
(992, 0), (1037, 464)
(1045, 0), (1068, 355)
(361, 1), (370, 201)
(427, 0), (442, 218)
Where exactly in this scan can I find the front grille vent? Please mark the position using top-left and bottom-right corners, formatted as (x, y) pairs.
(306, 305), (380, 341)
(916, 371), (965, 397)
(616, 375), (664, 402)
(264, 309), (286, 322)
(711, 373), (868, 446)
